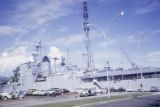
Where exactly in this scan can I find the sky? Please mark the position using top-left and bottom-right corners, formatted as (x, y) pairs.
(0, 0), (160, 76)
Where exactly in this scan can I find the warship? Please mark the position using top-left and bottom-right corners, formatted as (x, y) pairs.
(1, 1), (160, 92)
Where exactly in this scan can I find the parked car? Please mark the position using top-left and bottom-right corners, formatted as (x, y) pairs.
(48, 88), (62, 96)
(26, 89), (37, 96)
(96, 88), (107, 93)
(110, 87), (117, 92)
(61, 88), (70, 94)
(79, 88), (97, 97)
(137, 89), (142, 92)
(0, 91), (12, 100)
(52, 88), (62, 95)
(117, 87), (126, 92)
(47, 89), (56, 96)
(79, 88), (88, 97)
(126, 88), (134, 92)
(150, 86), (159, 92)
(74, 88), (83, 94)
(32, 90), (46, 96)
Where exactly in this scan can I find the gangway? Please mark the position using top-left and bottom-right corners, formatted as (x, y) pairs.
(93, 79), (103, 89)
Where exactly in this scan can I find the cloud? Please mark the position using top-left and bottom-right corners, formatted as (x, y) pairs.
(0, 47), (32, 74)
(124, 30), (160, 46)
(48, 46), (64, 68)
(96, 0), (115, 4)
(143, 51), (160, 61)
(125, 35), (137, 44)
(54, 33), (83, 45)
(98, 38), (119, 47)
(3, 0), (81, 45)
(141, 51), (160, 67)
(135, 1), (160, 15)
(13, 0), (74, 28)
(57, 26), (69, 32)
(48, 46), (63, 59)
(125, 32), (145, 44)
(0, 26), (19, 36)
(94, 50), (121, 61)
(151, 30), (160, 34)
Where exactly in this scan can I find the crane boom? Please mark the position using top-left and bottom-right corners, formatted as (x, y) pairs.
(121, 48), (138, 69)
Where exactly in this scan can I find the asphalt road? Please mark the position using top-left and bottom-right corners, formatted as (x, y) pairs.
(0, 92), (159, 107)
(0, 92), (129, 107)
(83, 94), (160, 107)
(0, 92), (132, 107)
(0, 94), (78, 107)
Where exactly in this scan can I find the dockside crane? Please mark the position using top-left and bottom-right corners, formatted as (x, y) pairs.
(121, 48), (138, 69)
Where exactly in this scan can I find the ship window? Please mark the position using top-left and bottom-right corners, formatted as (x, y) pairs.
(97, 76), (107, 82)
(113, 75), (122, 81)
(123, 74), (137, 80)
(143, 72), (156, 78)
(156, 72), (160, 74)
(82, 78), (93, 82)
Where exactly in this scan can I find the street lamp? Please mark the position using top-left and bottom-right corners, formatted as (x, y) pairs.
(87, 23), (111, 98)
(104, 11), (124, 35)
(137, 36), (144, 93)
(87, 11), (124, 99)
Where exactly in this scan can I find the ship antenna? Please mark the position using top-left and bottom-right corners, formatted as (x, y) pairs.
(83, 1), (94, 71)
(33, 40), (42, 64)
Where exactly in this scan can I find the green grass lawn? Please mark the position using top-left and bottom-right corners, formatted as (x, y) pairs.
(32, 93), (148, 107)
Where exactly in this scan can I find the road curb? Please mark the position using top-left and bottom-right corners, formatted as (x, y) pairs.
(76, 97), (131, 107)
(73, 92), (155, 107)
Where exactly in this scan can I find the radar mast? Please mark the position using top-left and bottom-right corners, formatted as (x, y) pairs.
(82, 1), (94, 71)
